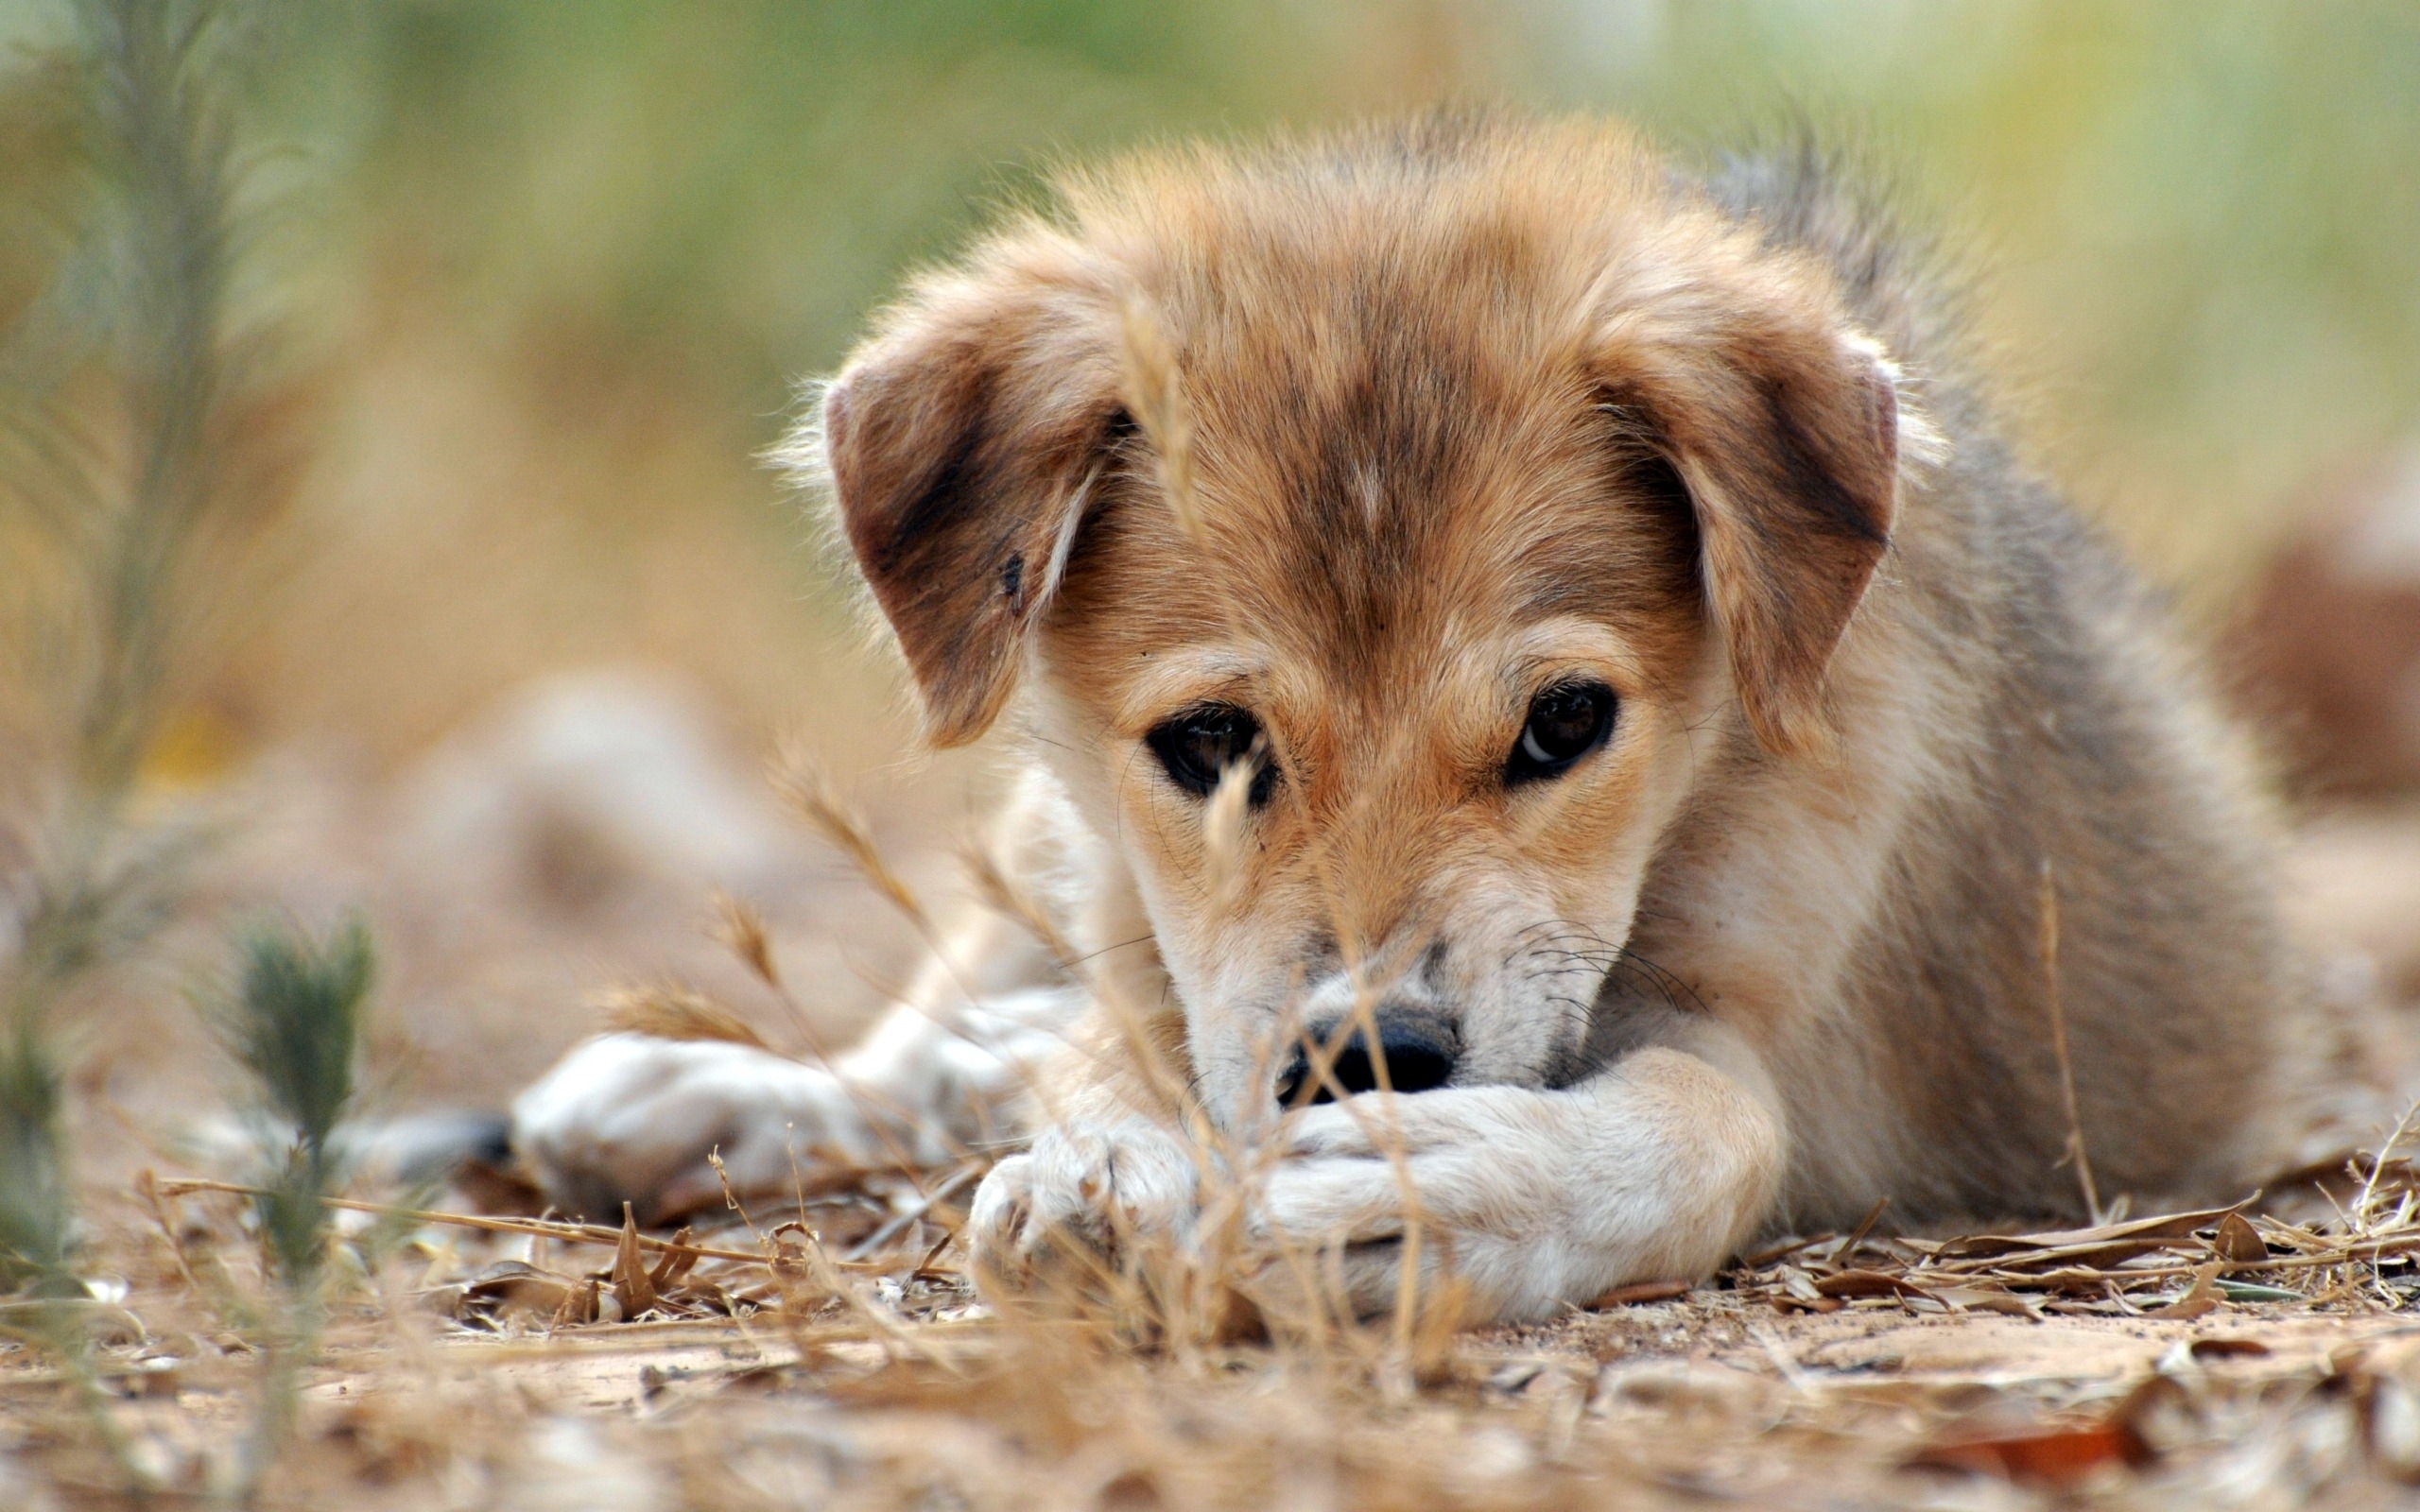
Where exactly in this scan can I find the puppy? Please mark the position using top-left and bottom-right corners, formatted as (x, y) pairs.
(513, 114), (2391, 1323)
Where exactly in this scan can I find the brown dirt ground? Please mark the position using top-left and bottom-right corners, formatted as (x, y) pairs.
(16, 1194), (2420, 1511)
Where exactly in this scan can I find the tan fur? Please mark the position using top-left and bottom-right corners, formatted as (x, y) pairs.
(514, 113), (2404, 1324)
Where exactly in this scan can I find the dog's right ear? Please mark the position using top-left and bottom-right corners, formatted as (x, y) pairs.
(808, 254), (1121, 747)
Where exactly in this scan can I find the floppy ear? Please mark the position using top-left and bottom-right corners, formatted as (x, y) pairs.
(1595, 285), (1909, 755)
(810, 258), (1121, 747)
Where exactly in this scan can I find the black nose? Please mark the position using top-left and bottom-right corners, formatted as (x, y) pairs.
(1276, 1022), (1457, 1106)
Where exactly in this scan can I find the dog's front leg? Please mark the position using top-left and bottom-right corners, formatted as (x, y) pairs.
(1254, 1029), (1783, 1324)
(510, 898), (1086, 1223)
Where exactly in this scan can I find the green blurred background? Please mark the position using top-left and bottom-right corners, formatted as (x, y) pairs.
(8, 0), (2420, 771)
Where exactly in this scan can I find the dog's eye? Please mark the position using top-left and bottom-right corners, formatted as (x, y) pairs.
(1507, 681), (1616, 784)
(1146, 704), (1276, 804)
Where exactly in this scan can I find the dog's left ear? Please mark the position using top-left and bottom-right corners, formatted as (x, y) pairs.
(807, 252), (1120, 747)
(1594, 278), (1912, 756)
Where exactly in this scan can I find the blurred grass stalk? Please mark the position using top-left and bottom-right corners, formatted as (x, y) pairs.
(0, 0), (285, 1474)
(2, 0), (258, 1235)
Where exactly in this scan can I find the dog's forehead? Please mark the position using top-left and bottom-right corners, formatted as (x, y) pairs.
(1174, 212), (1590, 479)
(1056, 383), (1693, 727)
(1169, 339), (1683, 686)
(1044, 161), (1704, 710)
(1144, 270), (1591, 637)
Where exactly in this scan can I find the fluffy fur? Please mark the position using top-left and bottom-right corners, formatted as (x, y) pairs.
(511, 114), (2394, 1324)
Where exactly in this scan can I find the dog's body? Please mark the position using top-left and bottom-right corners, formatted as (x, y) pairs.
(513, 116), (2387, 1323)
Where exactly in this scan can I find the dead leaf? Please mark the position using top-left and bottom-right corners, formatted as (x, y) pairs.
(1928, 1205), (2244, 1269)
(2020, 1266), (2147, 1296)
(648, 1225), (700, 1292)
(2215, 1278), (2306, 1303)
(769, 1222), (814, 1284)
(2146, 1263), (2222, 1319)
(613, 1204), (660, 1318)
(1931, 1286), (2043, 1318)
(1774, 1296), (1846, 1314)
(1588, 1280), (1691, 1308)
(2212, 1211), (2268, 1264)
(1910, 1424), (2146, 1484)
(551, 1276), (601, 1329)
(2188, 1336), (2272, 1360)
(1814, 1269), (1936, 1301)
(437, 1261), (584, 1326)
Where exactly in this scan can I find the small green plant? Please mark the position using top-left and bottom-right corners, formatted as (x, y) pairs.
(216, 915), (371, 1286)
(0, 1026), (72, 1298)
(208, 914), (372, 1503)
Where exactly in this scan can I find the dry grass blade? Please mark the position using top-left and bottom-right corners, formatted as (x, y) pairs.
(595, 982), (771, 1051)
(765, 751), (1115, 1203)
(1111, 282), (1430, 1366)
(2039, 858), (2101, 1222)
(1201, 756), (1253, 907)
(149, 1177), (867, 1269)
(769, 1218), (962, 1372)
(703, 889), (826, 1058)
(962, 839), (1343, 1354)
(769, 744), (930, 935)
(1832, 1196), (1889, 1266)
(2351, 1104), (2420, 1237)
(2146, 1262), (2221, 1318)
(710, 888), (782, 991)
(960, 843), (1079, 970)
(959, 840), (1192, 1127)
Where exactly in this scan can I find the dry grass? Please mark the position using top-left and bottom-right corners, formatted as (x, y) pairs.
(6, 1125), (2420, 1507)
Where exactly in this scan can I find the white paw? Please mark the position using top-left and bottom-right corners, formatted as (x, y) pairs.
(968, 1118), (1202, 1286)
(510, 1034), (890, 1222)
(1240, 1089), (1538, 1315)
(1248, 1082), (1757, 1322)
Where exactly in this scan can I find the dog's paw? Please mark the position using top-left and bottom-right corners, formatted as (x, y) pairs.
(1251, 1081), (1757, 1322)
(968, 1118), (1202, 1289)
(510, 1033), (890, 1223)
(1265, 1085), (1549, 1229)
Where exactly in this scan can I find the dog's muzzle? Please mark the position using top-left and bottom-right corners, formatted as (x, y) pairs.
(1275, 1016), (1458, 1106)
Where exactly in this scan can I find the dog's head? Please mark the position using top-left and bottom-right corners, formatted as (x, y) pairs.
(804, 118), (1918, 1129)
